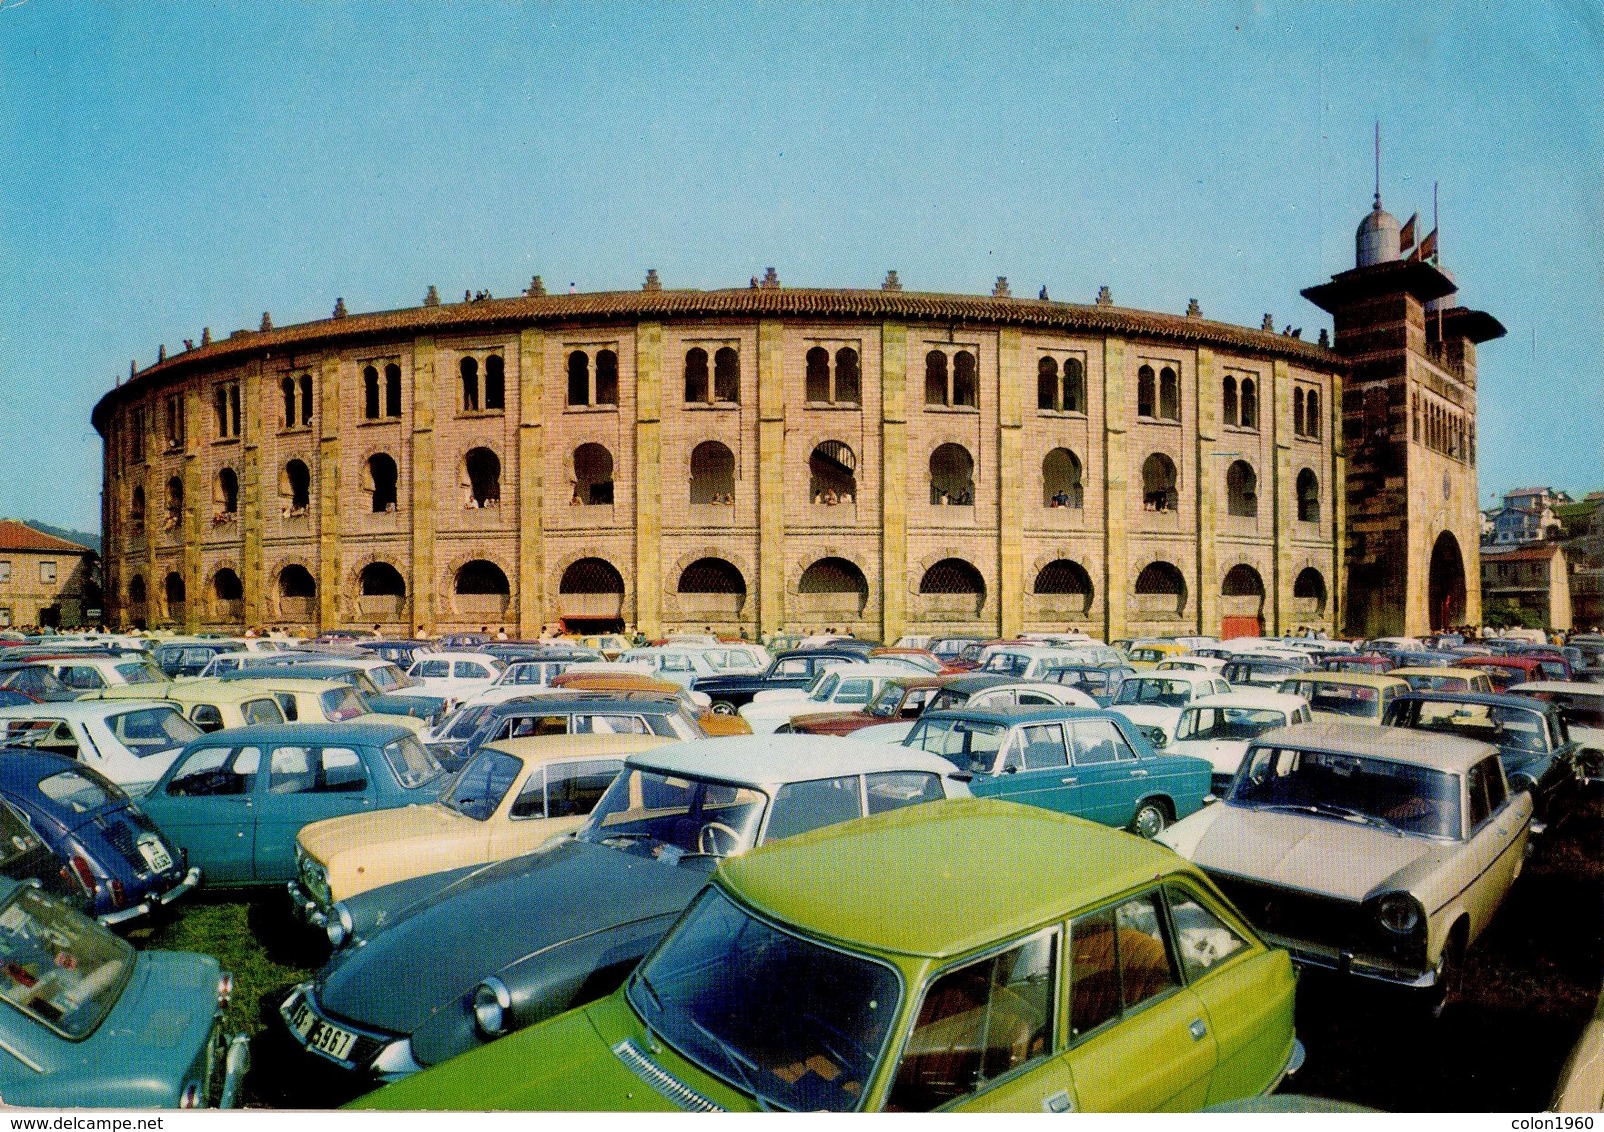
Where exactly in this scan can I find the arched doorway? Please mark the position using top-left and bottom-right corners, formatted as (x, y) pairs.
(559, 557), (625, 633)
(455, 560), (511, 620)
(1428, 531), (1467, 631)
(1220, 564), (1265, 638)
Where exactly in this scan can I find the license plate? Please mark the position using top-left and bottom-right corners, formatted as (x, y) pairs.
(307, 1019), (358, 1062)
(138, 837), (174, 873)
(289, 998), (316, 1040)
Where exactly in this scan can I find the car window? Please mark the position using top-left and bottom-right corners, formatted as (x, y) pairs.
(773, 658), (808, 677)
(1070, 719), (1136, 765)
(763, 776), (862, 841)
(54, 666), (106, 690)
(454, 662), (491, 679)
(166, 745), (260, 796)
(38, 768), (116, 813)
(243, 698), (286, 726)
(108, 707), (201, 756)
(888, 931), (1056, 1111)
(189, 704), (225, 732)
(320, 687), (367, 722)
(2, 719), (77, 757)
(907, 718), (1006, 775)
(1068, 892), (1180, 1039)
(269, 745), (368, 795)
(835, 679), (874, 705)
(383, 735), (442, 789)
(1017, 691), (1056, 707)
(114, 661), (167, 684)
(0, 886), (133, 1040)
(1019, 723), (1069, 769)
(575, 713), (650, 736)
(522, 757), (622, 821)
(1465, 760), (1491, 830)
(502, 714), (570, 739)
(413, 660), (449, 679)
(443, 749), (522, 820)
(866, 770), (946, 814)
(584, 770), (765, 857)
(1164, 887), (1248, 982)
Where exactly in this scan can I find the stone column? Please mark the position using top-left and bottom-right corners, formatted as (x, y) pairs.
(1102, 338), (1129, 640)
(1270, 359), (1292, 635)
(182, 392), (202, 632)
(241, 358), (263, 631)
(316, 352), (343, 632)
(1330, 374), (1348, 633)
(634, 321), (663, 638)
(757, 319), (786, 637)
(1194, 348), (1220, 636)
(879, 322), (908, 644)
(998, 327), (1025, 638)
(517, 328), (546, 637)
(409, 339), (436, 634)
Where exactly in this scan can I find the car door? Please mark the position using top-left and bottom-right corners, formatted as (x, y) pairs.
(149, 743), (262, 884)
(1065, 718), (1145, 827)
(975, 723), (1077, 815)
(491, 756), (623, 858)
(255, 743), (379, 882)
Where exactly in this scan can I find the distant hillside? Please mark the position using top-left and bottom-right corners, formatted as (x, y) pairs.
(23, 522), (100, 555)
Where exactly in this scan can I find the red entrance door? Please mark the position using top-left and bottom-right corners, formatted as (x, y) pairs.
(1220, 616), (1262, 638)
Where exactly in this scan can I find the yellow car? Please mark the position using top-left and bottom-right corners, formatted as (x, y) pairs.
(1387, 667), (1495, 695)
(201, 675), (429, 736)
(289, 733), (665, 929)
(82, 679), (286, 732)
(1125, 640), (1192, 671)
(1276, 672), (1410, 726)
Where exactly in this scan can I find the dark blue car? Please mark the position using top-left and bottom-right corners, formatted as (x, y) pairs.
(690, 648), (867, 715)
(0, 749), (199, 926)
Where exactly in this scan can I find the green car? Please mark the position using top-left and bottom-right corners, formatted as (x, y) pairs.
(353, 798), (1303, 1112)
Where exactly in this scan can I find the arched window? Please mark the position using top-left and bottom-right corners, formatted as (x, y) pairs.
(929, 443), (974, 505)
(805, 347), (830, 402)
(460, 357), (480, 412)
(365, 453), (399, 513)
(678, 558), (746, 595)
(130, 486), (146, 526)
(799, 557), (868, 598)
(684, 347), (710, 403)
(835, 347), (861, 404)
(1061, 357), (1084, 413)
(1293, 388), (1305, 437)
(164, 572), (186, 611)
(1037, 357), (1059, 411)
(463, 448), (501, 508)
(1239, 377), (1258, 430)
(484, 355), (505, 411)
(214, 386), (229, 437)
(1222, 376), (1238, 427)
(166, 476), (185, 524)
(1305, 389), (1320, 439)
(1141, 453), (1177, 512)
(281, 460), (311, 511)
(128, 575), (147, 605)
(1033, 559), (1093, 613)
(1135, 561), (1186, 613)
(809, 441), (857, 504)
(1042, 448), (1083, 508)
(363, 367), (380, 420)
(1137, 365), (1156, 417)
(1221, 564), (1264, 598)
(279, 565), (316, 599)
(924, 350), (948, 406)
(1294, 567), (1328, 615)
(690, 441), (736, 504)
(560, 558), (625, 595)
(1226, 460), (1258, 518)
(213, 569), (243, 603)
(215, 468), (239, 514)
(1158, 366), (1180, 420)
(919, 559), (986, 611)
(573, 443), (614, 505)
(567, 351), (591, 406)
(952, 351), (977, 408)
(359, 562), (406, 597)
(713, 347), (740, 403)
(455, 560), (510, 595)
(384, 363), (402, 417)
(299, 374), (313, 426)
(283, 376), (299, 428)
(595, 349), (619, 405)
(1297, 468), (1320, 523)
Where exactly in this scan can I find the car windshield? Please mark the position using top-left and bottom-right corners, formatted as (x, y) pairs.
(1115, 678), (1191, 708)
(370, 664), (414, 692)
(107, 707), (203, 755)
(38, 768), (116, 813)
(319, 688), (367, 722)
(1230, 745), (1461, 839)
(500, 662), (565, 686)
(0, 886), (133, 1039)
(864, 683), (910, 719)
(627, 887), (899, 1112)
(1283, 681), (1380, 718)
(114, 661), (167, 685)
(441, 749), (521, 820)
(904, 717), (1007, 775)
(579, 768), (766, 860)
(808, 673), (841, 703)
(441, 703), (498, 741)
(383, 735), (444, 789)
(981, 653), (1029, 676)
(1175, 707), (1287, 743)
(1393, 700), (1551, 753)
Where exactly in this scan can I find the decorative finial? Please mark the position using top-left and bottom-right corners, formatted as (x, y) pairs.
(643, 269), (661, 292)
(882, 270), (902, 292)
(157, 344), (166, 362)
(201, 327), (211, 346)
(992, 276), (1011, 298)
(527, 276), (545, 297)
(1039, 286), (1049, 301)
(1318, 328), (1330, 347)
(761, 267), (780, 290)
(260, 312), (273, 331)
(333, 297), (347, 319)
(183, 339), (194, 351)
(1186, 298), (1202, 319)
(1095, 285), (1112, 307)
(130, 359), (137, 379)
(423, 285), (440, 307)
(1261, 313), (1275, 331)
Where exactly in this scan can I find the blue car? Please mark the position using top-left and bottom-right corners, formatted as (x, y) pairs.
(140, 723), (447, 886)
(902, 707), (1214, 838)
(0, 749), (199, 926)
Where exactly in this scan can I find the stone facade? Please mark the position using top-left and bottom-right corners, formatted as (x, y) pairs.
(0, 521), (98, 629)
(1482, 542), (1573, 632)
(94, 284), (1347, 641)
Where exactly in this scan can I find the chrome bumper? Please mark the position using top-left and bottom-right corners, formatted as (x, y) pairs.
(218, 1032), (251, 1109)
(287, 880), (329, 928)
(1274, 936), (1438, 988)
(97, 900), (153, 927)
(159, 865), (203, 906)
(1266, 1038), (1307, 1093)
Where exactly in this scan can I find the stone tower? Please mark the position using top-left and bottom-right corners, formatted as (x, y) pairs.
(1303, 195), (1504, 636)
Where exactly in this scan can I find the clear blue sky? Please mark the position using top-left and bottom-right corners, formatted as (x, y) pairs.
(2, 1), (1599, 532)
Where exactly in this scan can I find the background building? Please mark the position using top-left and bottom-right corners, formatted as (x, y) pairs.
(0, 520), (98, 629)
(1481, 542), (1572, 632)
(1483, 486), (1571, 546)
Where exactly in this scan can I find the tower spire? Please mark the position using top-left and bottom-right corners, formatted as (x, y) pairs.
(1374, 120), (1382, 208)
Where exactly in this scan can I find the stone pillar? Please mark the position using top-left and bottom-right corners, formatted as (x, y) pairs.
(317, 352), (343, 632)
(1102, 338), (1129, 640)
(1330, 374), (1348, 634)
(634, 321), (663, 638)
(757, 320), (787, 637)
(182, 392), (201, 632)
(241, 358), (263, 631)
(1194, 348), (1220, 636)
(517, 328), (546, 637)
(409, 339), (437, 634)
(1270, 358), (1292, 635)
(879, 322), (908, 644)
(997, 327), (1025, 638)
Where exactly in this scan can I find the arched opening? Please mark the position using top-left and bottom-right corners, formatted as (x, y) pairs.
(1159, 366), (1180, 420)
(1135, 561), (1187, 616)
(1141, 453), (1177, 512)
(1137, 365), (1156, 417)
(165, 477), (184, 529)
(1296, 468), (1320, 523)
(214, 468), (239, 515)
(1033, 559), (1093, 615)
(359, 561), (407, 621)
(684, 348), (709, 403)
(924, 350), (948, 406)
(559, 557), (626, 633)
(1222, 376), (1238, 427)
(806, 347), (830, 402)
(677, 557), (747, 618)
(455, 559), (511, 618)
(1428, 531), (1467, 631)
(1060, 357), (1084, 413)
(284, 375), (299, 427)
(127, 575), (148, 624)
(689, 441), (736, 504)
(1293, 567), (1328, 618)
(809, 441), (857, 504)
(299, 374), (313, 426)
(1042, 448), (1083, 508)
(363, 366), (380, 419)
(277, 564), (316, 620)
(130, 486), (146, 527)
(460, 357), (480, 412)
(384, 363), (402, 417)
(713, 347), (740, 402)
(164, 572), (187, 621)
(463, 448), (501, 508)
(595, 349), (619, 405)
(364, 453), (399, 513)
(1305, 389), (1321, 439)
(1221, 564), (1266, 636)
(798, 557), (869, 619)
(1037, 357), (1059, 411)
(1225, 460), (1258, 518)
(484, 355), (505, 411)
(1240, 377), (1258, 430)
(920, 558), (986, 617)
(214, 386), (229, 437)
(212, 568), (243, 620)
(952, 351), (977, 408)
(835, 347), (860, 403)
(280, 460), (311, 514)
(1293, 388), (1306, 437)
(573, 444), (614, 505)
(567, 351), (590, 406)
(930, 443), (974, 505)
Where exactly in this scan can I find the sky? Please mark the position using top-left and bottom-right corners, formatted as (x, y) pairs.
(1, 1), (1600, 533)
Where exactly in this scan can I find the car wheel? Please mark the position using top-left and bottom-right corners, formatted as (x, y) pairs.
(1428, 935), (1465, 1020)
(710, 701), (738, 716)
(1129, 800), (1169, 839)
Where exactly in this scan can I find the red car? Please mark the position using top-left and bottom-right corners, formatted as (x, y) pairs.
(1460, 655), (1551, 691)
(788, 675), (957, 736)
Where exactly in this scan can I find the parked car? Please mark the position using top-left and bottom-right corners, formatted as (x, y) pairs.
(357, 640), (437, 668)
(290, 732), (663, 928)
(209, 675), (428, 736)
(0, 701), (204, 797)
(404, 652), (505, 700)
(1507, 680), (1604, 781)
(1221, 656), (1312, 689)
(787, 676), (962, 737)
(1165, 691), (1313, 793)
(1319, 654), (1396, 675)
(139, 723), (447, 887)
(1108, 670), (1234, 748)
(281, 735), (969, 1086)
(1125, 640), (1193, 669)
(353, 798), (1304, 1112)
(223, 661), (452, 725)
(963, 681), (1100, 711)
(0, 750), (199, 925)
(0, 878), (248, 1106)
(1037, 663), (1137, 707)
(82, 680), (288, 733)
(0, 663), (78, 703)
(975, 645), (1103, 681)
(1156, 656), (1229, 676)
(452, 693), (707, 765)
(548, 671), (748, 737)
(1382, 691), (1581, 829)
(746, 663), (915, 735)
(1388, 667), (1495, 694)
(903, 707), (1212, 837)
(1275, 672), (1409, 726)
(1159, 722), (1532, 1013)
(22, 654), (168, 691)
(150, 640), (240, 679)
(1459, 655), (1552, 692)
(690, 649), (866, 715)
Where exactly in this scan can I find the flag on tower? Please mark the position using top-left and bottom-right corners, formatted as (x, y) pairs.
(1418, 227), (1438, 262)
(1399, 213), (1418, 253)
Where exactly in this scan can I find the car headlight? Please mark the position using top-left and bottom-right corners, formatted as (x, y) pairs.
(1376, 893), (1421, 935)
(326, 902), (354, 948)
(472, 977), (511, 1036)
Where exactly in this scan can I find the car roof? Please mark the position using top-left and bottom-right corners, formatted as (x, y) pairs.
(1252, 720), (1497, 771)
(721, 798), (1189, 959)
(1125, 669), (1223, 684)
(1183, 691), (1308, 712)
(1392, 689), (1553, 712)
(1510, 680), (1604, 696)
(1388, 666), (1490, 679)
(1281, 671), (1409, 688)
(626, 734), (963, 786)
(182, 721), (416, 744)
(90, 680), (281, 704)
(411, 651), (500, 664)
(815, 662), (921, 680)
(484, 733), (672, 763)
(916, 706), (1122, 727)
(488, 693), (685, 715)
(0, 700), (179, 721)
